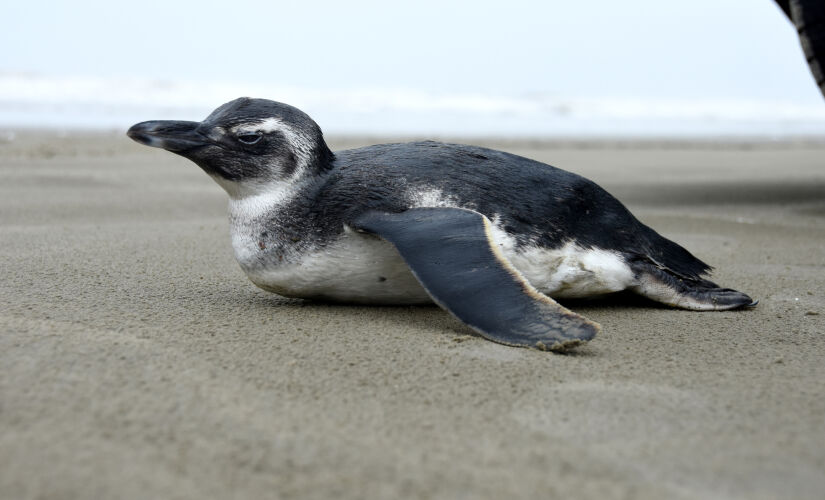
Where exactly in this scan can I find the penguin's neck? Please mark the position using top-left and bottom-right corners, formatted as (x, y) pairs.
(226, 175), (316, 269)
(223, 141), (335, 265)
(227, 175), (312, 224)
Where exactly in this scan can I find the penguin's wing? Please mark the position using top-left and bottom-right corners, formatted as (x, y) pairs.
(351, 207), (600, 351)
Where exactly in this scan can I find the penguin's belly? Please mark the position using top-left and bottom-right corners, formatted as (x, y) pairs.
(237, 228), (636, 303)
(239, 229), (432, 304)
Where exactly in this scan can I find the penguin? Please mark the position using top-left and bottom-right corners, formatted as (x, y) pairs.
(127, 97), (755, 351)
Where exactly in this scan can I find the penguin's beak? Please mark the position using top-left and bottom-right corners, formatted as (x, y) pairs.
(127, 120), (208, 153)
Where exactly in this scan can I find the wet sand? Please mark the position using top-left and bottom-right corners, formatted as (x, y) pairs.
(1, 132), (824, 499)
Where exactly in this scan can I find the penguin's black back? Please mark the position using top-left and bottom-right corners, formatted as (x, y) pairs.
(310, 141), (712, 280)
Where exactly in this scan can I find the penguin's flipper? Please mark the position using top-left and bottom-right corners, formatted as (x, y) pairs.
(351, 207), (600, 351)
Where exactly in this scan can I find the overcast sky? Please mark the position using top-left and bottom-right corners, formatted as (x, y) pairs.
(2, 0), (823, 135)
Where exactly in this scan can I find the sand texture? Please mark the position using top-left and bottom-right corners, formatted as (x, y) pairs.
(1, 133), (824, 499)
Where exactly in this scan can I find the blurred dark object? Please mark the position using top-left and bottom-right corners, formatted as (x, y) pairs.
(775, 0), (825, 97)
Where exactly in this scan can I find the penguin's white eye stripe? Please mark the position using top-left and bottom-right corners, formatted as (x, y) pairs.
(237, 132), (262, 144)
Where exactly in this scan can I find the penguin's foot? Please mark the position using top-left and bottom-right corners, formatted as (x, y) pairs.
(630, 262), (755, 311)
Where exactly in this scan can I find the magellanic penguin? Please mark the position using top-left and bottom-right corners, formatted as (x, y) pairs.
(127, 98), (755, 352)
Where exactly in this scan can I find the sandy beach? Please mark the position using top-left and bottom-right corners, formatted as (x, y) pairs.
(1, 132), (824, 499)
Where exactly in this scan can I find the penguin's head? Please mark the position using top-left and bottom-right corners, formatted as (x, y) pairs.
(127, 98), (334, 198)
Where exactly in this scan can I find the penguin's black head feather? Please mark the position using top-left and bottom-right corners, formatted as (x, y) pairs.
(127, 97), (334, 196)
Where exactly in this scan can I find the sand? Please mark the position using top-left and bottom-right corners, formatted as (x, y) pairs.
(1, 132), (824, 499)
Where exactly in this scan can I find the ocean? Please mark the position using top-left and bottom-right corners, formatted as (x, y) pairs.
(1, 73), (824, 138)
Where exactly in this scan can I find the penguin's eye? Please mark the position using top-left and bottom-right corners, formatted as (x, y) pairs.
(237, 132), (262, 145)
